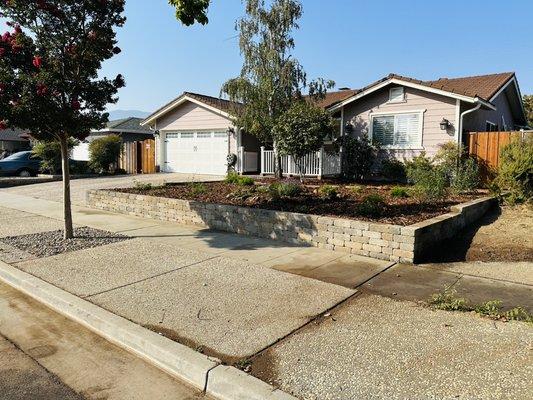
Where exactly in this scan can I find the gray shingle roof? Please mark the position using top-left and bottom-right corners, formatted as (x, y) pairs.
(102, 117), (152, 134)
(0, 128), (30, 142)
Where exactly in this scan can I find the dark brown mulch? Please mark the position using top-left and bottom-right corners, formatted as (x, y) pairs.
(1, 227), (130, 258)
(116, 181), (481, 226)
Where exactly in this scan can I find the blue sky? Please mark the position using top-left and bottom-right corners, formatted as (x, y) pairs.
(3, 1), (532, 113)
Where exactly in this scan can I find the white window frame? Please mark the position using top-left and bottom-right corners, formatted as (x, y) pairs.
(369, 109), (425, 150)
(388, 87), (405, 104)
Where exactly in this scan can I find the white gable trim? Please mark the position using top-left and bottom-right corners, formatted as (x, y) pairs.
(328, 78), (496, 112)
(141, 95), (233, 126)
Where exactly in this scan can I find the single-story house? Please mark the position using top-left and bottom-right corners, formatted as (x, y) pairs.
(0, 128), (31, 153)
(141, 72), (527, 176)
(72, 117), (156, 174)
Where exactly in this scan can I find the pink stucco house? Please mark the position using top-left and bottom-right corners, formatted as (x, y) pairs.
(141, 72), (527, 176)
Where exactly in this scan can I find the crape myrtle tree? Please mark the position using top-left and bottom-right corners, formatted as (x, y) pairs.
(222, 0), (334, 179)
(274, 101), (334, 182)
(0, 0), (126, 239)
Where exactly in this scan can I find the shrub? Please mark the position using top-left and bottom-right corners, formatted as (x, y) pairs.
(347, 184), (363, 196)
(380, 158), (406, 181)
(334, 134), (378, 181)
(225, 172), (254, 186)
(318, 184), (338, 199)
(357, 194), (385, 217)
(405, 152), (433, 184)
(89, 135), (122, 173)
(434, 142), (480, 194)
(450, 157), (480, 194)
(134, 181), (152, 191)
(188, 182), (207, 196)
(475, 300), (503, 317)
(268, 182), (302, 199)
(69, 160), (92, 175)
(493, 137), (533, 204)
(405, 152), (448, 200)
(32, 139), (77, 174)
(390, 186), (409, 198)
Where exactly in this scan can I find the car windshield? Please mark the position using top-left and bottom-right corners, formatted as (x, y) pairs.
(1, 151), (30, 161)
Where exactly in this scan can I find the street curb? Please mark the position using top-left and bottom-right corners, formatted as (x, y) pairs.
(0, 261), (298, 400)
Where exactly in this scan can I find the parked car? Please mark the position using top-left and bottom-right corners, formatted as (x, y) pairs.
(0, 151), (42, 177)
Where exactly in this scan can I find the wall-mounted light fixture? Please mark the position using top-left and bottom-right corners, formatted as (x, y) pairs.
(344, 122), (354, 134)
(440, 118), (451, 131)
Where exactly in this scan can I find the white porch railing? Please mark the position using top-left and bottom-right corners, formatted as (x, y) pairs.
(260, 147), (341, 177)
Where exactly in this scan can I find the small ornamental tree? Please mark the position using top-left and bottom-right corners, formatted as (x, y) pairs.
(0, 1), (126, 239)
(274, 101), (334, 182)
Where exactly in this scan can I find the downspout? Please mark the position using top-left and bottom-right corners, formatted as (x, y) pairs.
(458, 101), (481, 151)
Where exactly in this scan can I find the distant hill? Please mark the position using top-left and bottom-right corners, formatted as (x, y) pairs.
(107, 109), (150, 120)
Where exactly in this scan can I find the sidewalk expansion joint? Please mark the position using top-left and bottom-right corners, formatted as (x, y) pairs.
(84, 255), (221, 299)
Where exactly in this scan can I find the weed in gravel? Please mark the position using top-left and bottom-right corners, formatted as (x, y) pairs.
(505, 307), (533, 323)
(429, 287), (470, 311)
(475, 300), (503, 317)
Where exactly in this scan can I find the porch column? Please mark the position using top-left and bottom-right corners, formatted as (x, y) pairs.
(260, 146), (265, 175)
(318, 147), (324, 180)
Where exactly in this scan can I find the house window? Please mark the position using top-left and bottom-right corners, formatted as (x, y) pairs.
(485, 121), (498, 132)
(371, 112), (422, 149)
(389, 87), (405, 103)
(197, 132), (212, 138)
(180, 132), (194, 138)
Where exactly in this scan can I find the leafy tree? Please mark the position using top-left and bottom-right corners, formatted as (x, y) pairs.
(274, 101), (334, 181)
(89, 134), (122, 173)
(334, 134), (378, 181)
(523, 95), (533, 128)
(222, 0), (334, 178)
(0, 1), (126, 239)
(169, 0), (210, 25)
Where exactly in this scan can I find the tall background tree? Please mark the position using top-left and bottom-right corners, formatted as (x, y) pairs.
(0, 0), (126, 239)
(169, 0), (210, 25)
(523, 95), (533, 128)
(222, 0), (334, 178)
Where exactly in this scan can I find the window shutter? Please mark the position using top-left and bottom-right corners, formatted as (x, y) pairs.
(372, 116), (395, 146)
(395, 113), (420, 147)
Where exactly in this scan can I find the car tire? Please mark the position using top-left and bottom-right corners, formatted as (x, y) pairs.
(17, 168), (33, 178)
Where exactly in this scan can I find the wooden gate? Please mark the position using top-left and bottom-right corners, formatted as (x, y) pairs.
(120, 138), (155, 174)
(465, 131), (530, 181)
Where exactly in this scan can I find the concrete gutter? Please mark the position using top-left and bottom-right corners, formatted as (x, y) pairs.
(0, 261), (297, 400)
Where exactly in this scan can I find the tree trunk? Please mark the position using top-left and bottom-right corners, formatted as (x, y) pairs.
(60, 135), (74, 239)
(273, 140), (283, 179)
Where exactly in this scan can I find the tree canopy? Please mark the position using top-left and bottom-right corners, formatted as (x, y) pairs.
(523, 95), (533, 128)
(169, 0), (210, 26)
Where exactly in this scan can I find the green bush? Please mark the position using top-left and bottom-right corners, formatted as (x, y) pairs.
(268, 182), (302, 199)
(318, 184), (338, 199)
(347, 184), (364, 196)
(188, 182), (207, 196)
(225, 172), (255, 186)
(32, 139), (77, 174)
(405, 152), (448, 200)
(390, 186), (409, 198)
(494, 138), (533, 204)
(357, 194), (385, 217)
(89, 135), (122, 173)
(380, 158), (406, 181)
(450, 157), (480, 194)
(405, 152), (433, 184)
(334, 134), (378, 181)
(70, 160), (93, 175)
(134, 181), (152, 191)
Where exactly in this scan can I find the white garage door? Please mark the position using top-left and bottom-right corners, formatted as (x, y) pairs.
(165, 131), (228, 175)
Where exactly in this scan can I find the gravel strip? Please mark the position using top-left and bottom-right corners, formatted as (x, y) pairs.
(0, 227), (130, 258)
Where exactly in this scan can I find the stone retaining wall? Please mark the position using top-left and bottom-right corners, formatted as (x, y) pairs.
(87, 190), (495, 264)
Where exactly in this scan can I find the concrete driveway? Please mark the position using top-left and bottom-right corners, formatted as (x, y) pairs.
(3, 173), (223, 205)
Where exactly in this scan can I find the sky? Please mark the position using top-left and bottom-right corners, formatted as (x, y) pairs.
(3, 1), (533, 113)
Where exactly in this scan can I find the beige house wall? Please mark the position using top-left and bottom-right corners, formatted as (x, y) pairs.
(341, 86), (458, 158)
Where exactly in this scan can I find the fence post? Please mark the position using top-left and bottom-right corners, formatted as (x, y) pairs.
(318, 148), (323, 179)
(260, 146), (265, 175)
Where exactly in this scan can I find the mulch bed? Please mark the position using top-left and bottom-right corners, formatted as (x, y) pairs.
(1, 227), (130, 258)
(117, 180), (481, 226)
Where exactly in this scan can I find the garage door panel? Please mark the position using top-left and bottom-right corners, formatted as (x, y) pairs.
(164, 131), (227, 175)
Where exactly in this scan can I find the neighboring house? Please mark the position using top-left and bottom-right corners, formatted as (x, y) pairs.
(142, 72), (527, 176)
(73, 117), (156, 174)
(0, 128), (31, 153)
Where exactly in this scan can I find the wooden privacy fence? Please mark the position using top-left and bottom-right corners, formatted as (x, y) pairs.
(120, 138), (156, 174)
(465, 131), (531, 181)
